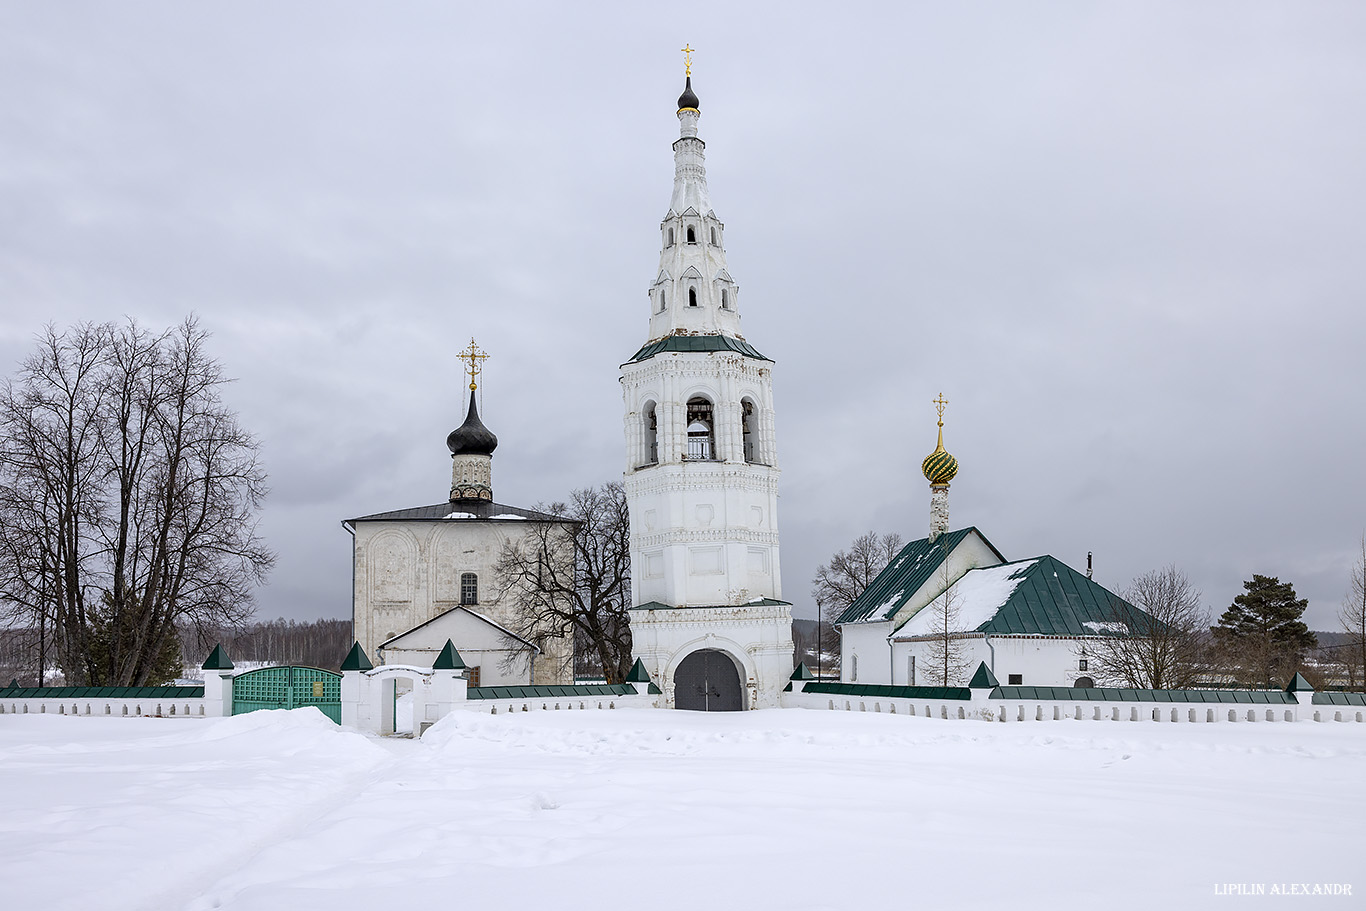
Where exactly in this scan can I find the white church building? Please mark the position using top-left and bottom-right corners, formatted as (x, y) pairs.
(621, 65), (795, 711)
(836, 399), (1156, 689)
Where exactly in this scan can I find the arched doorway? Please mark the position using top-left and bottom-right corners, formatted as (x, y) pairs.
(674, 649), (743, 711)
(1073, 676), (1095, 689)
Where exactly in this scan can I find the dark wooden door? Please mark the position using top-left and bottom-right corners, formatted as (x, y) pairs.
(673, 649), (742, 712)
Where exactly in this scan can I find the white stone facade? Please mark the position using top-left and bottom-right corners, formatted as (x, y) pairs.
(347, 516), (572, 686)
(622, 83), (794, 709)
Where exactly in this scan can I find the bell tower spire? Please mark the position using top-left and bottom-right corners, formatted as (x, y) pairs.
(643, 52), (744, 343)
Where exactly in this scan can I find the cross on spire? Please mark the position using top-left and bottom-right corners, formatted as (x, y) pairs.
(933, 392), (949, 426)
(458, 338), (490, 392)
(681, 43), (694, 77)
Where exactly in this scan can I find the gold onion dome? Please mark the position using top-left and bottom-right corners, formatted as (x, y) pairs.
(921, 394), (958, 484)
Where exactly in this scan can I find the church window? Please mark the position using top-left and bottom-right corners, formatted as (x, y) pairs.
(685, 397), (714, 460)
(710, 227), (718, 245)
(721, 288), (730, 310)
(461, 573), (478, 605)
(667, 227), (674, 246)
(688, 288), (698, 307)
(741, 398), (757, 463)
(465, 666), (481, 687)
(643, 401), (658, 465)
(658, 290), (666, 312)
(1008, 673), (1022, 685)
(686, 226), (696, 244)
(1078, 657), (1088, 672)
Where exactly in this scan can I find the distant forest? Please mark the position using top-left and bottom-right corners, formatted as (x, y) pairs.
(0, 617), (354, 685)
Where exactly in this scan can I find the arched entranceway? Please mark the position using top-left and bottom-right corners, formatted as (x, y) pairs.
(674, 649), (743, 711)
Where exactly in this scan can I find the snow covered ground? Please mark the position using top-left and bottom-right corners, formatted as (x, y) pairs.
(1, 708), (1361, 910)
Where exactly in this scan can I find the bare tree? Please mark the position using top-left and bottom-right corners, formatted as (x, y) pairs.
(0, 318), (274, 686)
(923, 564), (970, 686)
(811, 531), (903, 624)
(493, 482), (632, 683)
(1340, 535), (1366, 688)
(1082, 565), (1210, 689)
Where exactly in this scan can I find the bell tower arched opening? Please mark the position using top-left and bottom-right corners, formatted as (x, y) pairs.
(685, 397), (715, 460)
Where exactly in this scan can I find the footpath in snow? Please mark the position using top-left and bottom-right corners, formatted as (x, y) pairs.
(0, 707), (1361, 911)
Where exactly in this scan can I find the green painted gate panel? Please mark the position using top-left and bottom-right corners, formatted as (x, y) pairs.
(231, 666), (342, 723)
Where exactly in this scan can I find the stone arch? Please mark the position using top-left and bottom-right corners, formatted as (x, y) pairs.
(366, 667), (432, 736)
(686, 226), (696, 244)
(367, 528), (418, 604)
(664, 637), (754, 712)
(1073, 676), (1095, 688)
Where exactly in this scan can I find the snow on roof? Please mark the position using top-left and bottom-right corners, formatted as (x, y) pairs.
(893, 560), (1037, 639)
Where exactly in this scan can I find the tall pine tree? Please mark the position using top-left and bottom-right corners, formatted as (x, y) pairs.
(1212, 574), (1316, 688)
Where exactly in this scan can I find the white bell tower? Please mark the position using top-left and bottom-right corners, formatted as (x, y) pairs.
(622, 53), (794, 710)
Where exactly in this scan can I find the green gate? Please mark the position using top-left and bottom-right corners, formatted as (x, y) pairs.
(231, 666), (342, 723)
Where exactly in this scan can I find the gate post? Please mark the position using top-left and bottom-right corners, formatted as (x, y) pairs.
(1287, 673), (1314, 721)
(340, 642), (374, 729)
(200, 644), (235, 717)
(429, 640), (469, 730)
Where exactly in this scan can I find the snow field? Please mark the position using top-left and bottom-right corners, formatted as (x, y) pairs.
(1, 708), (1361, 911)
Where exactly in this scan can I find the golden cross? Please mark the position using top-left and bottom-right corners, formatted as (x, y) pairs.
(681, 44), (694, 77)
(933, 392), (949, 425)
(458, 338), (490, 392)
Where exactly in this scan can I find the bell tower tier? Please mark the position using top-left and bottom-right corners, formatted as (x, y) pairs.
(622, 59), (793, 711)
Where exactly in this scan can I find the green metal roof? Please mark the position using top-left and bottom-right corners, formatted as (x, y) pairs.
(836, 528), (992, 625)
(990, 686), (1296, 704)
(790, 662), (814, 681)
(627, 333), (770, 364)
(201, 644), (234, 670)
(968, 662), (999, 689)
(0, 685), (205, 699)
(801, 681), (972, 701)
(432, 640), (466, 670)
(630, 598), (791, 611)
(625, 658), (652, 683)
(962, 555), (1148, 637)
(1286, 672), (1314, 693)
(340, 641), (374, 671)
(1312, 692), (1366, 706)
(466, 683), (637, 700)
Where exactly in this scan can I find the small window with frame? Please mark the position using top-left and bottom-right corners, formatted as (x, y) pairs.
(1008, 674), (1022, 685)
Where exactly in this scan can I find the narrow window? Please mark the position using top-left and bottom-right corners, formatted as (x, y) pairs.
(643, 402), (658, 465)
(658, 291), (666, 312)
(668, 228), (674, 246)
(686, 227), (696, 244)
(710, 227), (718, 245)
(461, 573), (478, 605)
(688, 288), (698, 307)
(851, 654), (858, 682)
(685, 397), (714, 460)
(741, 398), (757, 463)
(1078, 657), (1088, 672)
(908, 654), (916, 686)
(721, 288), (730, 310)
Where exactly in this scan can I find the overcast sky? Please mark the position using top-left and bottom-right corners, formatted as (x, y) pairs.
(3, 2), (1364, 630)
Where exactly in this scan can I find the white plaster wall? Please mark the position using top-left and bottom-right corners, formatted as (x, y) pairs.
(839, 621), (894, 685)
(891, 635), (1101, 688)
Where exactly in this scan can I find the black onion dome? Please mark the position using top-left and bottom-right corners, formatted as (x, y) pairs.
(677, 76), (700, 111)
(446, 390), (498, 456)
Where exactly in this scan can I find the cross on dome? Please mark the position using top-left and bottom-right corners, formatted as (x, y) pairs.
(458, 338), (490, 392)
(681, 43), (694, 77)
